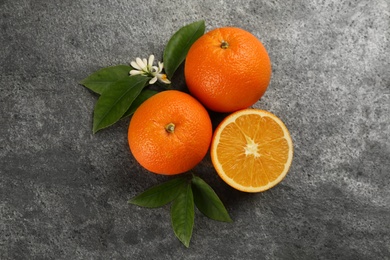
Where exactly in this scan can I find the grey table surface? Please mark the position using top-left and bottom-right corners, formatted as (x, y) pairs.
(1, 0), (389, 259)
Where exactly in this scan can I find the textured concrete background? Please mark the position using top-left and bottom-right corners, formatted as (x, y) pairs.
(1, 0), (389, 259)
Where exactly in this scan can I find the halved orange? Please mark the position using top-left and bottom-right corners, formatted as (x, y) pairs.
(211, 109), (293, 192)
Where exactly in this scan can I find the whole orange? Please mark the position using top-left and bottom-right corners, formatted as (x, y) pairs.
(128, 90), (212, 175)
(184, 27), (271, 112)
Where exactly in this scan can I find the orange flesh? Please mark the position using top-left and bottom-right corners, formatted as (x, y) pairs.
(212, 110), (293, 192)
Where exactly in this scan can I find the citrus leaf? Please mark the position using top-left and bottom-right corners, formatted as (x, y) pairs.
(192, 176), (232, 223)
(92, 75), (149, 133)
(171, 182), (194, 248)
(163, 20), (205, 79)
(80, 65), (131, 94)
(121, 89), (159, 119)
(128, 176), (188, 208)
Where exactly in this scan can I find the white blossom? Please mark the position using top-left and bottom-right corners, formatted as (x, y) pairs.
(129, 55), (171, 85)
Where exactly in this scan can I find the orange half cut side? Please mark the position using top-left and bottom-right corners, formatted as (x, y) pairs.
(211, 109), (293, 192)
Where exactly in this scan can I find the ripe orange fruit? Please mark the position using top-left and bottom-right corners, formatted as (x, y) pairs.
(185, 27), (271, 113)
(211, 109), (293, 192)
(128, 90), (212, 175)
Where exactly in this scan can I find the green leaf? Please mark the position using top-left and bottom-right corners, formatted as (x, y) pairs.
(171, 182), (194, 248)
(128, 176), (188, 208)
(93, 75), (149, 133)
(192, 176), (232, 223)
(163, 20), (205, 79)
(121, 89), (159, 119)
(80, 65), (131, 94)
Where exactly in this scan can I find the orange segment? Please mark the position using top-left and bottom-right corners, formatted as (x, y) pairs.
(211, 109), (293, 192)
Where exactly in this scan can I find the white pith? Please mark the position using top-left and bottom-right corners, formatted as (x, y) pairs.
(244, 138), (260, 157)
